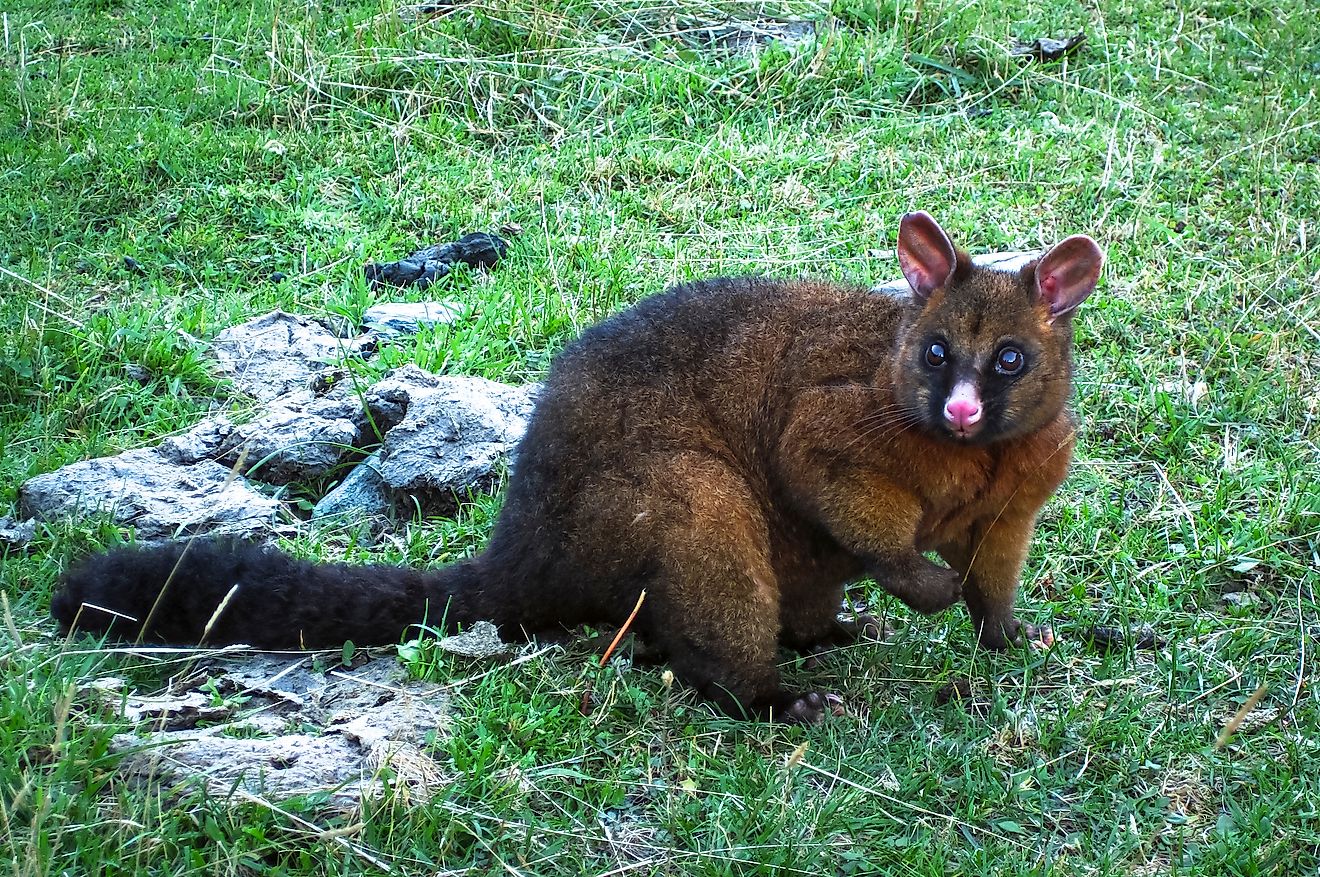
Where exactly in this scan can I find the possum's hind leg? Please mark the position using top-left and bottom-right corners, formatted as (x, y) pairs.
(636, 454), (832, 724)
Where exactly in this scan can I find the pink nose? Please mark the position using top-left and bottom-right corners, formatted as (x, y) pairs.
(943, 397), (982, 431)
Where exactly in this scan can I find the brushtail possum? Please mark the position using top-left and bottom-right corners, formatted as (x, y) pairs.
(52, 211), (1103, 723)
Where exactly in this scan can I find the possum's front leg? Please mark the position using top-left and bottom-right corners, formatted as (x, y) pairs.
(939, 513), (1050, 650)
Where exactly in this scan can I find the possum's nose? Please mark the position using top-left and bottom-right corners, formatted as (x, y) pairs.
(943, 381), (982, 437)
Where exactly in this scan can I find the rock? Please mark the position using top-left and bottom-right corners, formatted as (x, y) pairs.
(364, 232), (509, 292)
(362, 301), (465, 336)
(211, 311), (368, 403)
(0, 516), (37, 549)
(1222, 591), (1261, 609)
(161, 382), (368, 485)
(363, 364), (448, 432)
(157, 416), (236, 465)
(108, 655), (451, 810)
(18, 448), (284, 541)
(436, 621), (513, 661)
(871, 251), (1039, 297)
(712, 19), (816, 54)
(215, 393), (366, 484)
(114, 732), (376, 811)
(312, 451), (392, 521)
(1011, 31), (1087, 62)
(313, 368), (538, 520)
(81, 682), (232, 730)
(374, 375), (537, 514)
(124, 364), (153, 385)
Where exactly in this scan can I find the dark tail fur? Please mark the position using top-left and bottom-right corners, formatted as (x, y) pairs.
(51, 539), (483, 649)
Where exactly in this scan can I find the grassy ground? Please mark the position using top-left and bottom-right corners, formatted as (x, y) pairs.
(2, 0), (1318, 873)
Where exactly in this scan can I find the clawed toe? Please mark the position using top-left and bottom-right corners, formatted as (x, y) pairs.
(776, 691), (842, 724)
(1021, 623), (1056, 650)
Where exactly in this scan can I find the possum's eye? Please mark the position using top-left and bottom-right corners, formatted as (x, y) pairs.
(924, 342), (947, 368)
(995, 346), (1025, 375)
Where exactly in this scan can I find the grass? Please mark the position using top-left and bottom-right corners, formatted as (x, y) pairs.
(2, 0), (1318, 873)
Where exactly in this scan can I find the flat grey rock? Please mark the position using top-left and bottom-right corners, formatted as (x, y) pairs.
(18, 448), (284, 541)
(363, 301), (465, 335)
(436, 621), (513, 661)
(0, 516), (37, 548)
(107, 655), (450, 810)
(375, 374), (537, 513)
(211, 311), (368, 403)
(312, 451), (392, 521)
(216, 394), (365, 484)
(114, 731), (376, 811)
(871, 251), (1039, 297)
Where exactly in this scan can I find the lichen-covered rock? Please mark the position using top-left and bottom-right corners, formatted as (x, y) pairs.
(211, 311), (368, 402)
(107, 655), (450, 810)
(362, 363), (449, 432)
(161, 390), (367, 485)
(311, 451), (392, 521)
(215, 393), (365, 484)
(0, 516), (37, 549)
(374, 375), (537, 513)
(314, 369), (537, 519)
(18, 448), (284, 541)
(871, 251), (1038, 297)
(156, 416), (236, 465)
(114, 731), (377, 811)
(362, 301), (465, 335)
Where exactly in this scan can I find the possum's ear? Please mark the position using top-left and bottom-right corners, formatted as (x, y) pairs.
(897, 211), (958, 301)
(1035, 234), (1104, 321)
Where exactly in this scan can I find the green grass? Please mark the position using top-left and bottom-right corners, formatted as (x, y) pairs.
(2, 0), (1318, 873)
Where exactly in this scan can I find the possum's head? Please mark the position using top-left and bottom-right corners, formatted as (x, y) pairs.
(892, 210), (1104, 444)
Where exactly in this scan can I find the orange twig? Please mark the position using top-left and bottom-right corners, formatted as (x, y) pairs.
(599, 589), (647, 668)
(580, 589), (647, 716)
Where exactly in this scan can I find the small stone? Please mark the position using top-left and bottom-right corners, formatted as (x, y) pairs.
(362, 301), (465, 336)
(934, 678), (973, 706)
(1082, 624), (1164, 654)
(124, 364), (153, 385)
(1222, 591), (1261, 609)
(312, 452), (393, 520)
(436, 621), (513, 661)
(0, 516), (38, 548)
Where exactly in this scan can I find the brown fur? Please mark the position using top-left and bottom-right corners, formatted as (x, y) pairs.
(53, 213), (1102, 722)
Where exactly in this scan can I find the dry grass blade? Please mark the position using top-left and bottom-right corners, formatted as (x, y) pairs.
(1214, 682), (1270, 750)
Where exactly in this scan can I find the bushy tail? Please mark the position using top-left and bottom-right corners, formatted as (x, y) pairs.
(51, 539), (483, 649)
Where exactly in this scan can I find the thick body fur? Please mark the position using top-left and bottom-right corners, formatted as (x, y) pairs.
(54, 213), (1102, 722)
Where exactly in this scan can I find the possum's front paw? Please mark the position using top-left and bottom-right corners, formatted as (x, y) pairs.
(774, 691), (845, 724)
(1019, 623), (1055, 650)
(906, 565), (964, 614)
(976, 616), (1055, 651)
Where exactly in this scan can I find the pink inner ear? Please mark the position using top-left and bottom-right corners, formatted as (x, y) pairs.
(1036, 234), (1104, 318)
(897, 211), (957, 300)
